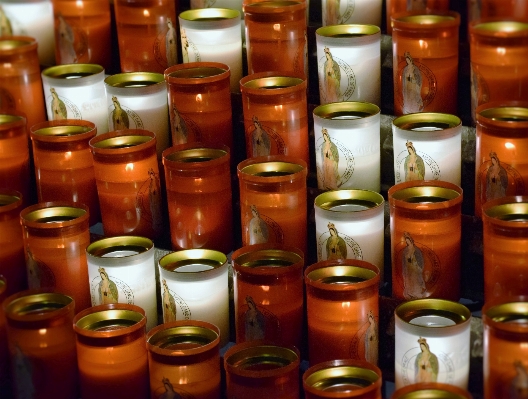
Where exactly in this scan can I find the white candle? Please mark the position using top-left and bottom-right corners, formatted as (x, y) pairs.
(86, 236), (158, 331)
(321, 0), (382, 26)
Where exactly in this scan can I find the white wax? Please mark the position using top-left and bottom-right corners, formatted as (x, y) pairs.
(321, 0), (382, 26)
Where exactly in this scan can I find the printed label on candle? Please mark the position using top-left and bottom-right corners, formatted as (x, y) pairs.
(56, 14), (88, 64)
(350, 310), (379, 364)
(324, 0), (355, 25)
(315, 128), (355, 190)
(154, 377), (196, 399)
(506, 361), (528, 398)
(477, 150), (524, 203)
(180, 28), (201, 63)
(239, 295), (281, 342)
(90, 267), (134, 306)
(396, 53), (437, 114)
(191, 0), (217, 7)
(47, 88), (82, 120)
(136, 169), (163, 232)
(109, 96), (144, 131)
(393, 232), (441, 300)
(0, 7), (12, 36)
(470, 66), (490, 119)
(246, 116), (286, 157)
(0, 87), (15, 109)
(395, 141), (440, 183)
(153, 18), (178, 69)
(170, 105), (202, 145)
(245, 205), (284, 245)
(293, 32), (308, 78)
(161, 279), (192, 323)
(317, 222), (362, 261)
(26, 248), (56, 289)
(319, 47), (356, 103)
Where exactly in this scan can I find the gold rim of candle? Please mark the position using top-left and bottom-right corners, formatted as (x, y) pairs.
(483, 301), (528, 335)
(483, 198), (528, 223)
(388, 181), (463, 210)
(159, 249), (227, 278)
(393, 112), (462, 132)
(179, 8), (241, 29)
(396, 298), (471, 326)
(42, 63), (104, 80)
(233, 245), (303, 269)
(104, 72), (164, 88)
(164, 147), (228, 163)
(20, 202), (89, 228)
(165, 62), (230, 84)
(0, 36), (37, 52)
(244, 0), (306, 13)
(90, 130), (155, 150)
(5, 292), (75, 326)
(225, 344), (299, 377)
(0, 191), (22, 210)
(313, 101), (380, 122)
(471, 21), (528, 37)
(316, 24), (381, 45)
(392, 387), (470, 399)
(242, 75), (304, 91)
(30, 120), (97, 144)
(315, 189), (384, 212)
(477, 105), (528, 130)
(75, 309), (144, 331)
(148, 324), (219, 349)
(305, 365), (379, 391)
(238, 159), (305, 178)
(87, 236), (154, 258)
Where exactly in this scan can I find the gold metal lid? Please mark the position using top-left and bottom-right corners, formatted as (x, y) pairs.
(396, 299), (471, 327)
(75, 309), (144, 332)
(42, 63), (104, 80)
(179, 8), (241, 29)
(305, 365), (379, 391)
(315, 190), (384, 212)
(226, 344), (298, 370)
(164, 147), (228, 163)
(148, 324), (219, 349)
(87, 236), (153, 258)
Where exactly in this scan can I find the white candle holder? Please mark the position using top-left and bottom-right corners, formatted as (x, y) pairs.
(316, 24), (381, 106)
(86, 236), (158, 331)
(392, 112), (462, 185)
(321, 0), (382, 27)
(104, 72), (170, 160)
(179, 8), (242, 93)
(41, 63), (109, 134)
(394, 299), (471, 390)
(158, 249), (230, 347)
(313, 101), (381, 192)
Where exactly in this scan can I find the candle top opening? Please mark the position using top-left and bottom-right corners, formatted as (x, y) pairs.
(306, 370), (377, 392)
(88, 236), (153, 258)
(22, 206), (87, 224)
(483, 202), (528, 222)
(76, 309), (143, 332)
(148, 325), (218, 350)
(0, 193), (20, 207)
(409, 315), (456, 327)
(396, 299), (471, 326)
(486, 302), (528, 325)
(226, 345), (298, 371)
(32, 125), (93, 137)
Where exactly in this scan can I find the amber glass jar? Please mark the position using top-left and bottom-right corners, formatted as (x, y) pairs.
(90, 129), (163, 241)
(164, 62), (233, 150)
(73, 303), (149, 399)
(30, 119), (100, 225)
(386, 0), (450, 35)
(389, 180), (463, 301)
(391, 382), (473, 398)
(0, 276), (8, 395)
(0, 37), (46, 129)
(0, 191), (26, 296)
(224, 341), (300, 399)
(4, 291), (78, 399)
(162, 142), (233, 254)
(232, 243), (304, 350)
(392, 11), (460, 116)
(20, 202), (91, 312)
(237, 155), (308, 256)
(240, 72), (309, 165)
(146, 320), (221, 399)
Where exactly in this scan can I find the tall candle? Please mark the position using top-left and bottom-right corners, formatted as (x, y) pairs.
(322, 0), (382, 26)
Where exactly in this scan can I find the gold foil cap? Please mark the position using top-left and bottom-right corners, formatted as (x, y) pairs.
(305, 365), (379, 391)
(87, 236), (153, 258)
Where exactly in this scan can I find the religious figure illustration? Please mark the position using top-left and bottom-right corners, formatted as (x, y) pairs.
(136, 168), (163, 234)
(485, 151), (508, 201)
(0, 6), (12, 36)
(98, 267), (118, 304)
(325, 0), (341, 25)
(172, 106), (188, 145)
(166, 19), (178, 67)
(26, 248), (54, 289)
(510, 361), (528, 399)
(251, 116), (271, 157)
(365, 310), (378, 365)
(323, 47), (341, 103)
(402, 232), (426, 299)
(111, 96), (129, 130)
(191, 0), (217, 8)
(407, 0), (427, 9)
(162, 279), (177, 323)
(402, 52), (424, 114)
(50, 88), (68, 120)
(158, 377), (183, 399)
(326, 222), (347, 260)
(248, 205), (269, 245)
(181, 28), (190, 63)
(244, 295), (266, 341)
(321, 128), (341, 189)
(57, 13), (77, 63)
(415, 337), (439, 383)
(404, 141), (425, 181)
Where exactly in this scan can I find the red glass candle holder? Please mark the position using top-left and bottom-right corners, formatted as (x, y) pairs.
(239, 72), (309, 165)
(0, 37), (46, 129)
(20, 202), (91, 312)
(73, 303), (149, 399)
(468, 0), (528, 26)
(483, 300), (528, 399)
(232, 243), (304, 350)
(304, 259), (380, 366)
(4, 291), (77, 399)
(146, 320), (221, 399)
(474, 103), (528, 218)
(165, 62), (233, 150)
(392, 11), (460, 116)
(237, 155), (308, 256)
(386, 0), (450, 35)
(0, 276), (8, 395)
(303, 359), (383, 399)
(391, 382), (473, 399)
(0, 191), (27, 296)
(51, 0), (112, 69)
(0, 111), (30, 204)
(389, 180), (463, 301)
(162, 142), (233, 254)
(224, 341), (300, 399)
(244, 1), (307, 79)
(113, 0), (177, 73)
(30, 119), (100, 225)
(89, 129), (163, 241)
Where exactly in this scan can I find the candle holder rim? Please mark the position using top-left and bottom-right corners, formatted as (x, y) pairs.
(30, 120), (97, 141)
(73, 303), (146, 338)
(89, 129), (156, 153)
(104, 71), (165, 88)
(159, 249), (227, 276)
(0, 110), (27, 131)
(20, 201), (89, 229)
(314, 189), (384, 212)
(240, 72), (306, 93)
(313, 101), (380, 123)
(391, 10), (461, 28)
(243, 0), (306, 13)
(232, 243), (304, 273)
(483, 300), (528, 332)
(165, 62), (230, 83)
(482, 196), (528, 223)
(304, 260), (380, 291)
(392, 112), (462, 132)
(388, 180), (463, 209)
(4, 290), (75, 325)
(395, 298), (471, 327)
(476, 102), (528, 127)
(41, 63), (105, 84)
(316, 24), (381, 40)
(0, 189), (22, 211)
(470, 20), (528, 37)
(162, 143), (229, 167)
(0, 35), (37, 52)
(86, 235), (154, 259)
(0, 275), (5, 297)
(179, 7), (241, 23)
(237, 156), (307, 181)
(391, 382), (473, 399)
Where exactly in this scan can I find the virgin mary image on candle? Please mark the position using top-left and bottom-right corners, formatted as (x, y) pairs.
(415, 337), (439, 383)
(57, 13), (79, 64)
(402, 52), (424, 114)
(326, 222), (347, 260)
(402, 232), (426, 299)
(0, 6), (12, 36)
(323, 47), (342, 103)
(509, 361), (528, 399)
(324, 0), (342, 25)
(320, 128), (341, 189)
(365, 310), (378, 365)
(404, 140), (425, 181)
(250, 116), (271, 157)
(485, 151), (508, 202)
(166, 18), (177, 67)
(98, 267), (118, 304)
(157, 377), (184, 399)
(172, 105), (188, 145)
(244, 295), (266, 341)
(248, 205), (270, 245)
(162, 278), (177, 323)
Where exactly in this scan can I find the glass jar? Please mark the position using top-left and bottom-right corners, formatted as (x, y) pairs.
(305, 259), (380, 366)
(240, 72), (309, 165)
(322, 0), (382, 26)
(385, 0), (450, 35)
(467, 0), (528, 26)
(392, 11), (460, 116)
(146, 320), (221, 399)
(73, 303), (149, 399)
(392, 112), (462, 186)
(164, 62), (233, 150)
(394, 299), (471, 390)
(316, 25), (380, 106)
(391, 382), (473, 399)
(389, 180), (463, 301)
(30, 119), (100, 225)
(0, 37), (46, 130)
(89, 129), (163, 241)
(237, 155), (308, 256)
(20, 202), (91, 312)
(4, 291), (78, 399)
(0, 276), (8, 395)
(51, 0), (112, 69)
(162, 142), (233, 254)
(224, 341), (301, 399)
(232, 243), (304, 350)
